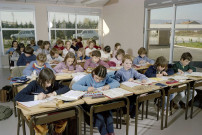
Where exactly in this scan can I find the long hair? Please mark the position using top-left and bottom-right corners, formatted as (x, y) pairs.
(12, 40), (18, 48)
(76, 48), (85, 60)
(91, 65), (107, 79)
(154, 56), (168, 71)
(16, 43), (25, 55)
(63, 52), (77, 70)
(37, 68), (55, 90)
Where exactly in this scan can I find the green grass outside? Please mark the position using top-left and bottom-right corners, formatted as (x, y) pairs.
(176, 42), (202, 48)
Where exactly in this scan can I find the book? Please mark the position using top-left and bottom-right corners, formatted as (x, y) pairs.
(102, 88), (133, 99)
(184, 72), (202, 77)
(121, 81), (141, 88)
(59, 90), (86, 101)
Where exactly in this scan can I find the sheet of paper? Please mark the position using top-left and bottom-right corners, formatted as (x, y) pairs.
(61, 90), (86, 100)
(122, 81), (141, 88)
(184, 72), (202, 77)
(102, 88), (132, 98)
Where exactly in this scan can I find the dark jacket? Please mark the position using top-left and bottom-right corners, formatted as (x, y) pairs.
(173, 61), (196, 73)
(17, 53), (36, 66)
(145, 65), (174, 77)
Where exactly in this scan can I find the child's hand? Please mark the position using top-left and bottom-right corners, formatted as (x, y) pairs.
(77, 60), (81, 63)
(141, 79), (147, 83)
(62, 69), (69, 73)
(128, 78), (134, 82)
(47, 92), (56, 97)
(88, 87), (95, 92)
(26, 63), (29, 66)
(156, 74), (163, 77)
(53, 60), (59, 64)
(146, 62), (150, 65)
(82, 59), (86, 62)
(188, 69), (193, 73)
(162, 71), (168, 76)
(139, 60), (145, 64)
(102, 85), (110, 90)
(37, 93), (47, 100)
(178, 69), (184, 74)
(116, 64), (121, 67)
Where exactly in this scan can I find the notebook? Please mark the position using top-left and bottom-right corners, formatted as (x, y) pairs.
(121, 81), (141, 88)
(102, 88), (133, 99)
(59, 90), (86, 101)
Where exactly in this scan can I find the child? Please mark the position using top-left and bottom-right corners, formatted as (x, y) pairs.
(6, 40), (18, 54)
(172, 52), (197, 109)
(54, 52), (84, 73)
(85, 41), (96, 59)
(28, 39), (38, 51)
(71, 38), (79, 51)
(115, 54), (148, 118)
(84, 50), (109, 70)
(100, 45), (111, 61)
(112, 43), (121, 57)
(63, 40), (75, 57)
(76, 37), (83, 48)
(76, 48), (86, 63)
(17, 46), (36, 66)
(35, 41), (50, 56)
(47, 48), (64, 64)
(23, 53), (55, 76)
(133, 47), (154, 65)
(72, 65), (119, 135)
(15, 68), (69, 135)
(85, 39), (101, 50)
(37, 40), (43, 49)
(54, 39), (64, 55)
(109, 49), (125, 67)
(11, 43), (25, 66)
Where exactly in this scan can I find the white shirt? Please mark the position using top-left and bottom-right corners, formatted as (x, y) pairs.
(46, 54), (64, 63)
(85, 48), (96, 56)
(63, 48), (75, 57)
(101, 50), (111, 60)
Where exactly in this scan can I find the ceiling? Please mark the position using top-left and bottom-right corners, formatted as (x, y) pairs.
(0, 0), (110, 7)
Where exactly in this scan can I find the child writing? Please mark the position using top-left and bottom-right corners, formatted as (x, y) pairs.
(133, 47), (154, 65)
(109, 49), (125, 67)
(15, 68), (69, 135)
(17, 46), (36, 66)
(84, 50), (109, 70)
(76, 48), (86, 63)
(35, 41), (50, 56)
(112, 43), (121, 57)
(47, 48), (64, 64)
(115, 54), (148, 118)
(63, 40), (75, 57)
(6, 40), (18, 54)
(172, 52), (197, 109)
(85, 41), (96, 59)
(100, 45), (111, 61)
(72, 65), (119, 135)
(23, 53), (55, 76)
(54, 52), (84, 73)
(11, 43), (25, 66)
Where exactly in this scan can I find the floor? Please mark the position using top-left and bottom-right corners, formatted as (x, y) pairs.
(0, 68), (202, 135)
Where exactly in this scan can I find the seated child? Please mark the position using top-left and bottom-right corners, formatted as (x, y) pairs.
(23, 53), (55, 76)
(133, 47), (154, 65)
(85, 41), (96, 59)
(112, 43), (121, 58)
(109, 49), (125, 67)
(76, 48), (86, 63)
(37, 40), (43, 50)
(71, 38), (79, 51)
(72, 65), (119, 135)
(15, 68), (69, 135)
(85, 39), (101, 50)
(11, 43), (25, 66)
(100, 45), (111, 61)
(76, 37), (83, 48)
(28, 39), (39, 51)
(47, 48), (64, 64)
(84, 50), (109, 70)
(63, 40), (75, 57)
(35, 41), (50, 56)
(6, 40), (18, 54)
(54, 52), (84, 73)
(115, 54), (148, 118)
(54, 39), (64, 55)
(17, 46), (36, 66)
(172, 52), (197, 109)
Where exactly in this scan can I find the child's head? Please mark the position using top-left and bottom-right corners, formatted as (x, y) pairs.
(138, 47), (147, 58)
(57, 40), (64, 47)
(36, 53), (47, 67)
(65, 41), (71, 49)
(64, 52), (76, 67)
(77, 48), (85, 59)
(154, 56), (168, 72)
(91, 65), (107, 83)
(17, 43), (25, 53)
(72, 38), (77, 45)
(42, 41), (50, 50)
(89, 41), (95, 49)
(37, 68), (55, 89)
(122, 54), (133, 70)
(30, 40), (35, 45)
(12, 40), (18, 48)
(103, 46), (111, 53)
(116, 49), (125, 61)
(77, 37), (82, 42)
(91, 50), (101, 63)
(24, 46), (34, 57)
(180, 52), (192, 66)
(37, 40), (43, 48)
(114, 43), (121, 50)
(50, 48), (59, 58)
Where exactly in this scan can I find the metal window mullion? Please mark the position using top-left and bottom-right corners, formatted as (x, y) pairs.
(0, 11), (2, 67)
(75, 14), (77, 38)
(33, 11), (37, 42)
(1, 28), (35, 31)
(144, 8), (149, 49)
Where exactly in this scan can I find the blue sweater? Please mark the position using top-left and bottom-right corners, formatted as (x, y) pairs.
(6, 47), (16, 54)
(72, 74), (120, 91)
(133, 56), (155, 65)
(115, 67), (148, 83)
(15, 80), (69, 102)
(17, 53), (36, 66)
(145, 65), (174, 77)
(23, 60), (55, 76)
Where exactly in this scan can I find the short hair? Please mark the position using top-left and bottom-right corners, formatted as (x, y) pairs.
(57, 40), (64, 45)
(30, 39), (35, 45)
(37, 40), (43, 47)
(138, 47), (147, 55)
(154, 56), (168, 70)
(103, 46), (111, 53)
(42, 41), (50, 49)
(92, 39), (96, 45)
(24, 46), (34, 54)
(114, 43), (121, 49)
(91, 65), (107, 78)
(36, 53), (47, 63)
(50, 48), (59, 56)
(72, 38), (77, 42)
(65, 40), (71, 45)
(89, 41), (95, 45)
(181, 52), (192, 61)
(77, 37), (82, 41)
(92, 50), (101, 57)
(122, 54), (133, 63)
(116, 49), (125, 57)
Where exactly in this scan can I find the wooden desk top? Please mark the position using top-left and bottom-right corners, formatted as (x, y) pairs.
(134, 65), (150, 71)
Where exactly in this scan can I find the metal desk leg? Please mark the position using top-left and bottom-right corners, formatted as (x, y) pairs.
(90, 106), (94, 135)
(29, 117), (35, 135)
(75, 106), (82, 135)
(13, 85), (17, 117)
(116, 109), (119, 129)
(165, 90), (170, 128)
(146, 100), (149, 119)
(185, 83), (190, 120)
(135, 96), (139, 135)
(190, 84), (195, 119)
(142, 101), (144, 120)
(126, 98), (130, 135)
(161, 89), (165, 130)
(17, 109), (21, 135)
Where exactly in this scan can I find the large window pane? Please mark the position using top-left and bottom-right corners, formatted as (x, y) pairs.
(77, 15), (99, 29)
(50, 30), (75, 44)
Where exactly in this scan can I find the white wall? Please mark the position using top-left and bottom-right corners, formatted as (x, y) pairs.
(103, 0), (144, 56)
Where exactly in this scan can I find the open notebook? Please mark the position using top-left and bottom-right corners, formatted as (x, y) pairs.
(102, 88), (133, 99)
(184, 72), (202, 77)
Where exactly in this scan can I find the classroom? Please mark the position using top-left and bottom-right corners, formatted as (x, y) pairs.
(0, 0), (202, 135)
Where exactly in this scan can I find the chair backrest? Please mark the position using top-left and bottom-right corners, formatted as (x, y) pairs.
(11, 66), (26, 78)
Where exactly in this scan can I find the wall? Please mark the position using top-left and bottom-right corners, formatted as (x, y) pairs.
(103, 0), (144, 56)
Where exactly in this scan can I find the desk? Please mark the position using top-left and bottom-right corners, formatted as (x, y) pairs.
(82, 96), (130, 135)
(17, 99), (84, 135)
